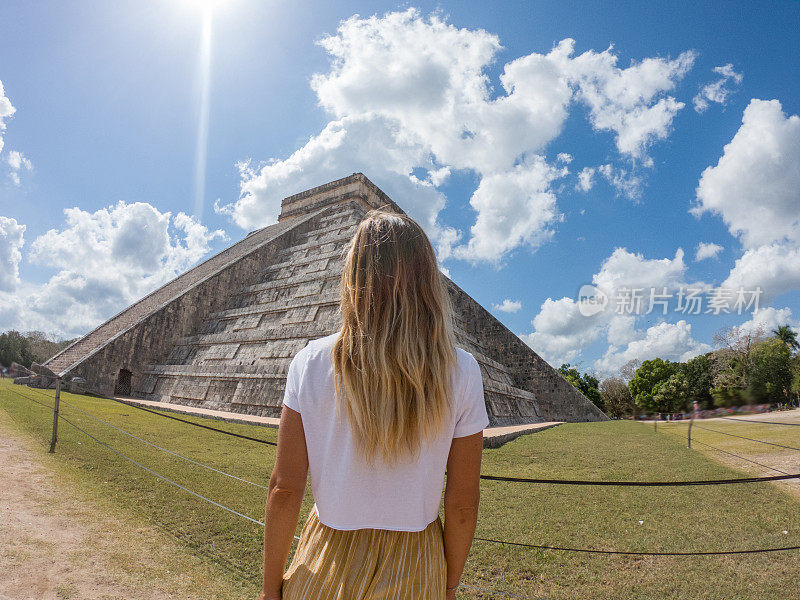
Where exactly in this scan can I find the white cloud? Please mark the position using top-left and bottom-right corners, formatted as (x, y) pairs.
(0, 79), (16, 157)
(218, 9), (696, 263)
(694, 99), (800, 305)
(0, 216), (25, 292)
(522, 296), (603, 366)
(0, 201), (228, 338)
(693, 99), (800, 248)
(597, 163), (646, 200)
(693, 64), (743, 113)
(523, 247), (704, 368)
(721, 243), (800, 304)
(694, 242), (723, 262)
(576, 166), (595, 192)
(492, 298), (522, 313)
(568, 46), (696, 165)
(218, 114), (457, 257)
(592, 247), (690, 306)
(731, 306), (795, 339)
(594, 320), (712, 376)
(451, 156), (566, 263)
(6, 150), (33, 186)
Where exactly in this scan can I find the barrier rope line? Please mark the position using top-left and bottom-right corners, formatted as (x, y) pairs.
(658, 425), (794, 477)
(690, 438), (792, 476)
(4, 386), (799, 558)
(477, 471), (800, 486)
(105, 396), (279, 445)
(3, 386), (301, 540)
(473, 536), (800, 556)
(57, 397), (268, 490)
(721, 416), (800, 427)
(12, 385), (800, 487)
(21, 387), (278, 446)
(691, 424), (800, 452)
(57, 412), (266, 526)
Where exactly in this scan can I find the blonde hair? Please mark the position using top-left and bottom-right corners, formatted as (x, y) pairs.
(331, 209), (457, 466)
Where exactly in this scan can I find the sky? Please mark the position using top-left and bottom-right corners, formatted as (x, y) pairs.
(1, 0), (798, 378)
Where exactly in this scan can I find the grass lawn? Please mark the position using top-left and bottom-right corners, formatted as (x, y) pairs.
(1, 379), (799, 600)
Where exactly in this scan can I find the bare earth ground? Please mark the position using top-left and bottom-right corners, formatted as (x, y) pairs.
(0, 418), (251, 600)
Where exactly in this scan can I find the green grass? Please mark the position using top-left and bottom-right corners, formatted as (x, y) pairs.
(2, 379), (799, 600)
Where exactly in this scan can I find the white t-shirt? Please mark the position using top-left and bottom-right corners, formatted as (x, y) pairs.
(281, 332), (489, 532)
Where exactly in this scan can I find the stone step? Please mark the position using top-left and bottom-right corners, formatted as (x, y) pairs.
(257, 248), (346, 277)
(145, 364), (288, 378)
(208, 295), (339, 321)
(484, 380), (537, 403)
(176, 323), (335, 347)
(233, 272), (342, 296)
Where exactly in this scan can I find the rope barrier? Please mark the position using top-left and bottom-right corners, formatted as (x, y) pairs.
(478, 471), (800, 486)
(473, 536), (800, 556)
(57, 397), (268, 489)
(721, 416), (800, 427)
(691, 424), (800, 452)
(104, 396), (278, 445)
(12, 385), (800, 487)
(3, 386), (300, 538)
(57, 411), (266, 525)
(21, 387), (278, 446)
(3, 385), (799, 559)
(689, 438), (791, 476)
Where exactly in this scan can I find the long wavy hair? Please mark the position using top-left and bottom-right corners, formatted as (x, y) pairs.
(330, 209), (457, 466)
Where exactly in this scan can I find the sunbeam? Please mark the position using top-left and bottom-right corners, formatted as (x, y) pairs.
(193, 9), (212, 218)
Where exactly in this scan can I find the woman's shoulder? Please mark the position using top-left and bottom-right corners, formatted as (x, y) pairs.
(454, 346), (479, 371)
(292, 333), (338, 367)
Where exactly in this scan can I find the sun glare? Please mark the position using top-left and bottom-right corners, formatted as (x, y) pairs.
(181, 0), (232, 13)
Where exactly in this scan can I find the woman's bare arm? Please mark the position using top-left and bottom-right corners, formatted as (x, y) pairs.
(259, 405), (309, 600)
(443, 431), (483, 596)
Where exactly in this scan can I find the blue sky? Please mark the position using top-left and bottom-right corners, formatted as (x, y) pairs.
(1, 0), (798, 377)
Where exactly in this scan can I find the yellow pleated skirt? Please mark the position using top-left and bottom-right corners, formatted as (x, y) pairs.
(282, 507), (446, 600)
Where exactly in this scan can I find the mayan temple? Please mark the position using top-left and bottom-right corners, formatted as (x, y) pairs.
(44, 173), (607, 425)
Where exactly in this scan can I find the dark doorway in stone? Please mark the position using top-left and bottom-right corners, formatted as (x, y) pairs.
(114, 368), (132, 397)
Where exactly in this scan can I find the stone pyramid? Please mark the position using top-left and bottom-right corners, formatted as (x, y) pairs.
(45, 173), (607, 425)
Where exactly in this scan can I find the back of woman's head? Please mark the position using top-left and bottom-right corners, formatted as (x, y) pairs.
(331, 209), (457, 466)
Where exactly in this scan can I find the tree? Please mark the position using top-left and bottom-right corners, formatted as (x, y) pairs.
(0, 331), (36, 368)
(747, 338), (792, 404)
(772, 325), (799, 354)
(600, 377), (633, 418)
(24, 330), (75, 364)
(710, 325), (767, 407)
(620, 359), (640, 383)
(652, 372), (690, 414)
(682, 353), (714, 410)
(628, 358), (677, 414)
(558, 363), (604, 412)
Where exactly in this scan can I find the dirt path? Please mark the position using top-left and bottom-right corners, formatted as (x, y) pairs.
(0, 418), (251, 600)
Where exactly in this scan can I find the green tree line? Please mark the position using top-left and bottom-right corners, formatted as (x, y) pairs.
(0, 330), (76, 370)
(559, 324), (800, 418)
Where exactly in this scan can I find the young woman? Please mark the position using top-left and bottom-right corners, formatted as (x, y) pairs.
(258, 209), (489, 600)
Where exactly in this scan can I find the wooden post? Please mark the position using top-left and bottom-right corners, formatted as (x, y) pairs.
(48, 377), (62, 454)
(653, 413), (657, 432)
(688, 403), (697, 448)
